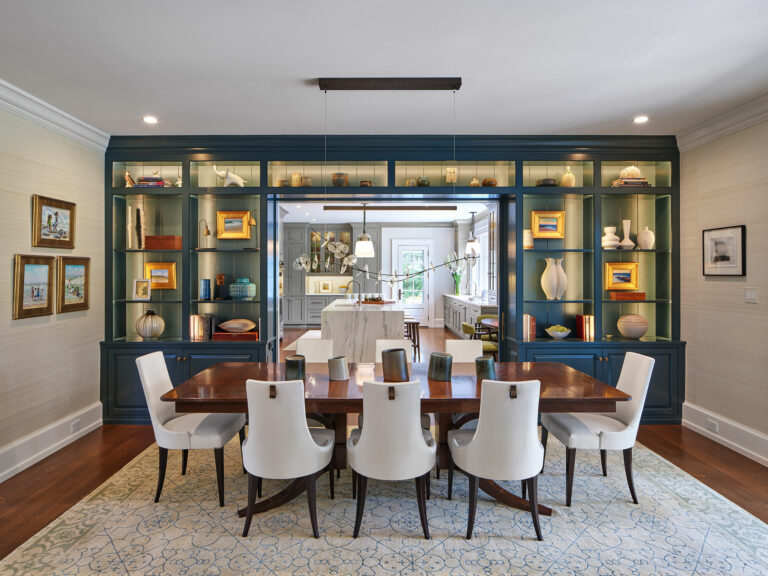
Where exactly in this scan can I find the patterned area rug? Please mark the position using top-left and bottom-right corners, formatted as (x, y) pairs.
(1, 437), (766, 575)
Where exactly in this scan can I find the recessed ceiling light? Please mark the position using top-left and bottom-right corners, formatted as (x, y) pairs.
(296, 205), (301, 209)
(143, 115), (158, 124)
(633, 115), (649, 124)
(305, 212), (310, 216)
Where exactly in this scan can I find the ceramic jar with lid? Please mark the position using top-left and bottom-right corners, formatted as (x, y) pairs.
(229, 277), (257, 301)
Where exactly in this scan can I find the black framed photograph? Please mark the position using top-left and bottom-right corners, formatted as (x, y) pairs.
(702, 225), (746, 276)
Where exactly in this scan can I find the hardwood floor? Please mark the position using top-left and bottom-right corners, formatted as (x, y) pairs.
(0, 425), (155, 560)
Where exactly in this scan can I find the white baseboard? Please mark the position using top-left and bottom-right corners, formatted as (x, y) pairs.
(0, 402), (103, 483)
(682, 402), (768, 467)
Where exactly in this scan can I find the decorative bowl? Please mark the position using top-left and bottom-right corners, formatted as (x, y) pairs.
(406, 178), (417, 187)
(536, 178), (559, 187)
(331, 173), (349, 187)
(416, 176), (430, 187)
(482, 178), (497, 187)
(218, 318), (257, 333)
(545, 327), (571, 339)
(359, 180), (372, 187)
(617, 314), (648, 339)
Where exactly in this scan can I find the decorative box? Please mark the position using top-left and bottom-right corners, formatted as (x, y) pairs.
(144, 235), (182, 250)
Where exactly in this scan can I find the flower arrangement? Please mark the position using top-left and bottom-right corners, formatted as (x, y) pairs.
(444, 252), (466, 295)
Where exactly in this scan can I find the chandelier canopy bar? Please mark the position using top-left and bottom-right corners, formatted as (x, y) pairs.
(318, 77), (462, 91)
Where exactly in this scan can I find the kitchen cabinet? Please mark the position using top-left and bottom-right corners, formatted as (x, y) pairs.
(443, 294), (497, 339)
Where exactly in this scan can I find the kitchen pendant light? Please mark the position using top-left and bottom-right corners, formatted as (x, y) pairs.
(465, 211), (481, 257)
(354, 203), (375, 258)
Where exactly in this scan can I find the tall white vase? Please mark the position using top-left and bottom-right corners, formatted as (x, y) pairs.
(555, 258), (568, 299)
(638, 226), (655, 250)
(541, 258), (559, 300)
(620, 219), (635, 250)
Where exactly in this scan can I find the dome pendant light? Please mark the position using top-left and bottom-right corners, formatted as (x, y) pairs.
(354, 203), (375, 258)
(465, 211), (481, 257)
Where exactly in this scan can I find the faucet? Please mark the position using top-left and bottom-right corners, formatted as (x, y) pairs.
(345, 280), (362, 303)
(471, 281), (479, 297)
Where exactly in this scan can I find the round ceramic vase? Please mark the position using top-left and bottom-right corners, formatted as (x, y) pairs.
(617, 314), (649, 339)
(229, 277), (257, 301)
(136, 309), (165, 340)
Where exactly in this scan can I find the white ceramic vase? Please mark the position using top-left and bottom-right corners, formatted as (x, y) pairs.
(638, 226), (655, 250)
(620, 219), (635, 250)
(561, 166), (576, 187)
(541, 257), (567, 300)
(601, 226), (620, 250)
(617, 314), (649, 339)
(555, 258), (567, 299)
(136, 309), (165, 341)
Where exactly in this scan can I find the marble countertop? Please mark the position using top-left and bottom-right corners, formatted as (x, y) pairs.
(323, 299), (404, 312)
(443, 293), (494, 305)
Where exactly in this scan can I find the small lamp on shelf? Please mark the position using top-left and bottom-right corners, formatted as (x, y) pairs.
(199, 218), (211, 249)
(248, 210), (257, 227)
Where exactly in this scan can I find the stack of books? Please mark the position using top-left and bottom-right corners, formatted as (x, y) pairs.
(136, 176), (165, 188)
(522, 313), (536, 341)
(576, 314), (595, 341)
(611, 177), (649, 187)
(190, 314), (217, 342)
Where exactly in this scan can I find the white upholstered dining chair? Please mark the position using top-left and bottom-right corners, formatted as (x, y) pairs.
(241, 379), (335, 538)
(540, 351), (655, 506)
(445, 339), (484, 363)
(375, 339), (413, 363)
(347, 380), (437, 539)
(295, 338), (335, 363)
(135, 351), (246, 507)
(447, 379), (545, 540)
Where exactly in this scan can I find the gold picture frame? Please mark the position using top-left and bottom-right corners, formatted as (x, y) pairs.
(531, 211), (565, 239)
(144, 262), (177, 290)
(605, 261), (639, 290)
(13, 254), (55, 319)
(56, 256), (90, 313)
(216, 211), (251, 240)
(33, 195), (76, 249)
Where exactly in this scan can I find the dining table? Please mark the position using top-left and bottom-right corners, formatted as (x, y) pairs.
(162, 361), (630, 518)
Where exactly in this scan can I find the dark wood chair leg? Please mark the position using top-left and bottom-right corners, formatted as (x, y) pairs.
(242, 473), (258, 537)
(435, 452), (440, 479)
(466, 474), (479, 540)
(623, 447), (638, 504)
(181, 449), (188, 476)
(521, 480), (526, 500)
(328, 450), (335, 500)
(352, 470), (357, 499)
(540, 426), (549, 473)
(214, 447), (225, 507)
(425, 471), (431, 500)
(447, 453), (454, 500)
(353, 474), (368, 538)
(154, 447), (168, 503)
(306, 474), (319, 538)
(257, 476), (262, 499)
(527, 476), (543, 541)
(238, 426), (246, 474)
(600, 449), (608, 476)
(565, 447), (576, 507)
(415, 474), (430, 539)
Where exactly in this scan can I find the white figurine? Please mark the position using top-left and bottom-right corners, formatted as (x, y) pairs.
(212, 165), (247, 187)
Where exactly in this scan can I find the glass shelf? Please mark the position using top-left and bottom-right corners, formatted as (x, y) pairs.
(116, 249), (182, 254)
(190, 299), (261, 304)
(192, 248), (260, 253)
(523, 161), (594, 188)
(524, 299), (594, 304)
(524, 248), (593, 253)
(601, 161), (672, 188)
(114, 299), (182, 304)
(112, 161), (183, 189)
(190, 161), (260, 188)
(268, 161), (387, 188)
(394, 161), (514, 187)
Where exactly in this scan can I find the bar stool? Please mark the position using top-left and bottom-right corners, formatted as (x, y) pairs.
(405, 319), (421, 362)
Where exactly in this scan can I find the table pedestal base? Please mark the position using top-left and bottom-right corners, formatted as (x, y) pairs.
(479, 479), (552, 516)
(237, 469), (326, 518)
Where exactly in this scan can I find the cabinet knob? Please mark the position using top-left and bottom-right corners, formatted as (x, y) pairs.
(183, 356), (188, 362)
(176, 356), (182, 362)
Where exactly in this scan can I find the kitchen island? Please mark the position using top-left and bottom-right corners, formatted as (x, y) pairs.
(321, 299), (405, 362)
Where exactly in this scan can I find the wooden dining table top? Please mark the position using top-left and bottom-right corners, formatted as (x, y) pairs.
(162, 361), (630, 414)
(479, 318), (499, 329)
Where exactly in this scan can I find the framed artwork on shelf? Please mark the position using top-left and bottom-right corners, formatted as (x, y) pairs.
(32, 195), (76, 249)
(702, 225), (746, 276)
(531, 211), (565, 239)
(13, 254), (55, 319)
(216, 211), (251, 240)
(132, 279), (152, 301)
(56, 256), (90, 313)
(605, 261), (639, 290)
(320, 280), (332, 293)
(144, 262), (177, 290)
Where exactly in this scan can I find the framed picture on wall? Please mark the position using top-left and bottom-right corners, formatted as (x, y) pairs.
(13, 254), (55, 319)
(32, 195), (76, 249)
(56, 256), (90, 313)
(144, 262), (177, 290)
(702, 225), (746, 276)
(531, 211), (565, 239)
(216, 210), (251, 240)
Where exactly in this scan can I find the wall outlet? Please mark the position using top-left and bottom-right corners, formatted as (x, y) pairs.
(70, 419), (82, 434)
(745, 287), (757, 304)
(705, 419), (719, 434)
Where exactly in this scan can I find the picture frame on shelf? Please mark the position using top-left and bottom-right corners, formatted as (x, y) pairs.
(144, 262), (177, 290)
(32, 195), (76, 249)
(216, 211), (251, 240)
(320, 280), (332, 293)
(531, 210), (565, 239)
(132, 278), (152, 301)
(56, 256), (90, 313)
(702, 225), (746, 276)
(13, 254), (55, 319)
(605, 261), (639, 291)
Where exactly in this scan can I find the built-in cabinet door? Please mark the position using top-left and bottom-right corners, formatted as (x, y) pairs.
(185, 349), (259, 379)
(283, 224), (306, 244)
(284, 244), (306, 296)
(306, 296), (326, 324)
(527, 349), (601, 378)
(284, 296), (305, 324)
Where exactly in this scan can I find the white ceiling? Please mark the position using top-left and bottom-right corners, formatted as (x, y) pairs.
(1, 1), (768, 137)
(282, 202), (488, 224)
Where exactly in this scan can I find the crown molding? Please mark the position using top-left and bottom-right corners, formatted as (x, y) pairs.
(677, 93), (768, 152)
(0, 78), (109, 152)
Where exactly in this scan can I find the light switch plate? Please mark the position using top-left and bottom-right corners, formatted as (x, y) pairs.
(745, 287), (757, 304)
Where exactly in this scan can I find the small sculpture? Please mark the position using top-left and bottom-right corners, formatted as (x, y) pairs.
(445, 166), (458, 184)
(561, 166), (576, 187)
(125, 171), (136, 187)
(620, 165), (642, 179)
(469, 177), (481, 187)
(212, 165), (247, 187)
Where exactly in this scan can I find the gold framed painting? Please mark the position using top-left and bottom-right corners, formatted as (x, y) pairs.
(33, 195), (76, 249)
(13, 254), (55, 319)
(56, 256), (90, 313)
(216, 211), (251, 240)
(144, 262), (177, 290)
(531, 211), (565, 239)
(605, 261), (639, 290)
